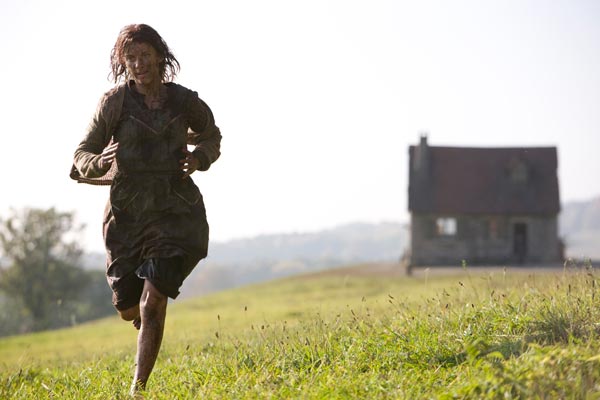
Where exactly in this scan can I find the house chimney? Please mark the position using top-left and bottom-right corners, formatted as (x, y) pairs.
(413, 133), (430, 174)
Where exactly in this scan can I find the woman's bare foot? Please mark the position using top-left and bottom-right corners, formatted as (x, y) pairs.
(129, 380), (145, 398)
(118, 305), (141, 329)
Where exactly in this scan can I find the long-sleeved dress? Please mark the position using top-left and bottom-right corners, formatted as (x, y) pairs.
(72, 81), (221, 310)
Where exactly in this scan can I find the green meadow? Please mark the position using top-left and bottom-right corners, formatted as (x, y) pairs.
(1, 263), (600, 399)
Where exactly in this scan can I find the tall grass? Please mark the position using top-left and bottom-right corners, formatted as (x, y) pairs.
(2, 263), (600, 399)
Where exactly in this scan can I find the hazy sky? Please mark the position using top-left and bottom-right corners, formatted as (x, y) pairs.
(0, 0), (598, 252)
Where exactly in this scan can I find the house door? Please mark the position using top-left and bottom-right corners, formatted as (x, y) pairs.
(513, 223), (527, 264)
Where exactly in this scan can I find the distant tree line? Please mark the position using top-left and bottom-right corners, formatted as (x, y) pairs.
(0, 208), (114, 337)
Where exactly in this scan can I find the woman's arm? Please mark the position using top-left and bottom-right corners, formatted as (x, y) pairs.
(186, 91), (222, 172)
(73, 89), (122, 179)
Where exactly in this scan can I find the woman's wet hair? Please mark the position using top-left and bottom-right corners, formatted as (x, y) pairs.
(109, 24), (180, 83)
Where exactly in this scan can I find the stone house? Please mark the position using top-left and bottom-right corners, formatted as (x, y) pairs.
(408, 136), (562, 266)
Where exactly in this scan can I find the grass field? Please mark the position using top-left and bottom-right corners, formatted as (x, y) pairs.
(1, 262), (600, 399)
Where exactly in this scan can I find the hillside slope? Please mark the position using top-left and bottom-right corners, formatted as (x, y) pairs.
(180, 222), (408, 297)
(2, 265), (600, 399)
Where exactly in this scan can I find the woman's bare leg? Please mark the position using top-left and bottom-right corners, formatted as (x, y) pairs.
(130, 280), (168, 395)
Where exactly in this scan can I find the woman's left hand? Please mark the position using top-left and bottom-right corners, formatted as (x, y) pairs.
(180, 147), (200, 178)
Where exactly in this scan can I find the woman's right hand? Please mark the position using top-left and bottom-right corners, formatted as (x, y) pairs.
(99, 142), (119, 169)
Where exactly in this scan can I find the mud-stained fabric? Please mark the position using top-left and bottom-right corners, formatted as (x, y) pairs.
(73, 81), (221, 310)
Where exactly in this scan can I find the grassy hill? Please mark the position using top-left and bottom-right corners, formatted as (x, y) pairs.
(1, 262), (600, 399)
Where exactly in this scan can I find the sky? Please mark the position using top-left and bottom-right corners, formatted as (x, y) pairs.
(0, 0), (598, 252)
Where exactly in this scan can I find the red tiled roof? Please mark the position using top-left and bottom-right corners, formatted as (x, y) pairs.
(408, 145), (560, 215)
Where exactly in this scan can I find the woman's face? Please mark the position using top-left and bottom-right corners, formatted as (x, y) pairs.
(123, 42), (162, 88)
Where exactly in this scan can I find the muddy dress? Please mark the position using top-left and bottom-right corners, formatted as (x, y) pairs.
(72, 82), (221, 310)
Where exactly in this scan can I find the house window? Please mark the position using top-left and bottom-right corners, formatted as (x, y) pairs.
(509, 159), (528, 183)
(436, 217), (457, 236)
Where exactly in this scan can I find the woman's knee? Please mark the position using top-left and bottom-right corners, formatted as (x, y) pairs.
(140, 280), (168, 315)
